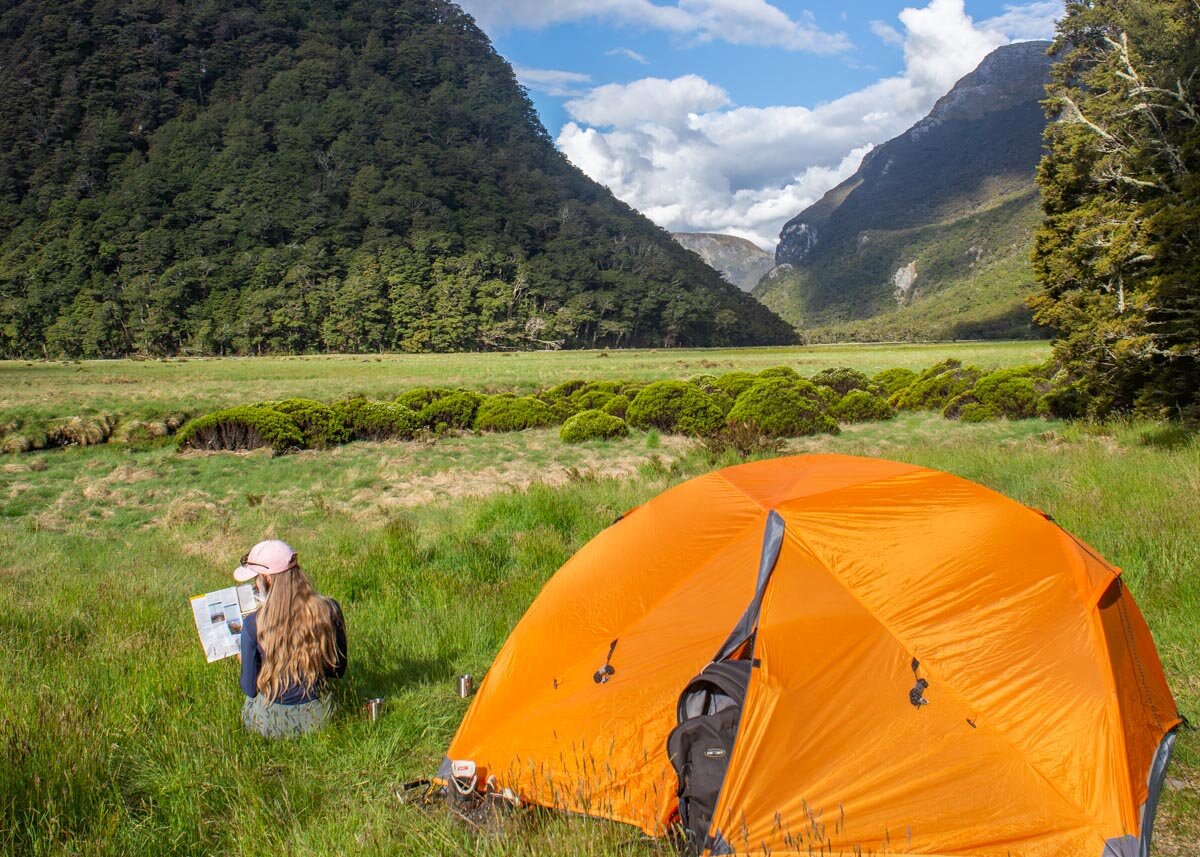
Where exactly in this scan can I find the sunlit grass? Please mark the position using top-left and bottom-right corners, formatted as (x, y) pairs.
(0, 341), (1048, 425)
(1, 411), (1195, 854)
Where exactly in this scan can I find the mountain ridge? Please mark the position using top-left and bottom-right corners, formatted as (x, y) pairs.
(757, 40), (1054, 341)
(671, 232), (774, 292)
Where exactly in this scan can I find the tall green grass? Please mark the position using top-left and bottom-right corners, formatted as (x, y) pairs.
(0, 414), (1195, 855)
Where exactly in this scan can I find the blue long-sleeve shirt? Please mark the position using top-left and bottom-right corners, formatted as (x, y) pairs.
(240, 599), (348, 704)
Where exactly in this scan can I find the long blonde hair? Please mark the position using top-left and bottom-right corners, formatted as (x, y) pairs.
(256, 566), (339, 702)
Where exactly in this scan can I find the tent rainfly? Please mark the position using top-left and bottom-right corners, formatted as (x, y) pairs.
(441, 455), (1181, 856)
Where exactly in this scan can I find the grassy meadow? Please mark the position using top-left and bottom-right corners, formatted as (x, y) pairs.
(1, 342), (1196, 856)
(0, 341), (1048, 425)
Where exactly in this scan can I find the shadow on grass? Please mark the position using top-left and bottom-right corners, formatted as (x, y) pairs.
(348, 654), (460, 700)
(1139, 423), (1197, 450)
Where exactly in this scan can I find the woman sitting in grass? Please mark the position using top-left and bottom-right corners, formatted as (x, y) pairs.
(234, 540), (347, 738)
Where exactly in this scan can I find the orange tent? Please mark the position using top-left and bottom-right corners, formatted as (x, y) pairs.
(442, 455), (1180, 856)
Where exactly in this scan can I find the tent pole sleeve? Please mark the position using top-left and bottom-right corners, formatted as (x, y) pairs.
(712, 510), (785, 663)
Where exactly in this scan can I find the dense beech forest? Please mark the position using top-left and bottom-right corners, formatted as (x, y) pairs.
(0, 0), (796, 357)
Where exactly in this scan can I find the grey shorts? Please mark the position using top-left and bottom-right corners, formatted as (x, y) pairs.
(242, 694), (333, 738)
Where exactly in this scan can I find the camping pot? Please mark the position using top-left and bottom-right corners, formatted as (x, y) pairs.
(364, 697), (385, 722)
(456, 674), (474, 698)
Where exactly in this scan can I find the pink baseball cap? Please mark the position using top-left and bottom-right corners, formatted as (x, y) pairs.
(234, 540), (298, 582)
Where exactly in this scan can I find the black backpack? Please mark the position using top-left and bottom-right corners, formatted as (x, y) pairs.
(666, 659), (752, 854)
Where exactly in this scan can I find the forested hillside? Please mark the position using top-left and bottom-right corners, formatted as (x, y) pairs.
(0, 0), (796, 357)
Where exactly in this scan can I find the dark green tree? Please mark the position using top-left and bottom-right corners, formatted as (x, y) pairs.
(1033, 0), (1200, 418)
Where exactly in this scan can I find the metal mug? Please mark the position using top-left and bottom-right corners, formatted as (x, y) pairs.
(364, 697), (384, 721)
(456, 674), (474, 698)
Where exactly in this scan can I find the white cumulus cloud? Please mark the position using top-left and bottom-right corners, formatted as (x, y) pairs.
(555, 0), (1062, 248)
(565, 74), (730, 127)
(457, 0), (851, 54)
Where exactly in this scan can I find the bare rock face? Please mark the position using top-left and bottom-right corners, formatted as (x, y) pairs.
(672, 232), (775, 292)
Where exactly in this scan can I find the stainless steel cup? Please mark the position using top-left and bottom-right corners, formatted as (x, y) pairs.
(456, 674), (474, 697)
(365, 697), (384, 721)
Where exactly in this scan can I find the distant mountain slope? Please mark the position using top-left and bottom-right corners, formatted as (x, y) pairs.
(755, 41), (1054, 341)
(671, 233), (774, 292)
(0, 0), (795, 357)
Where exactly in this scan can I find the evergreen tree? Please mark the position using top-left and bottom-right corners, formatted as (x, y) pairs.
(1033, 0), (1200, 418)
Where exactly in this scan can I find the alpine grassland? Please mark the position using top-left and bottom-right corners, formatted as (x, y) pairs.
(1, 343), (1196, 855)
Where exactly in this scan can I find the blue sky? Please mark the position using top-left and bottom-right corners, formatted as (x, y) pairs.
(458, 0), (1062, 248)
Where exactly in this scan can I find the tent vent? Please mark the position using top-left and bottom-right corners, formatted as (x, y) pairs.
(909, 660), (929, 708)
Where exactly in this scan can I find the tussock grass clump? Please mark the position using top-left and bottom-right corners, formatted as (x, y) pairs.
(703, 422), (785, 459)
(333, 398), (420, 441)
(176, 405), (304, 453)
(475, 396), (558, 432)
(112, 419), (171, 444)
(46, 415), (115, 447)
(833, 390), (896, 423)
(559, 410), (630, 443)
(2, 429), (48, 454)
(726, 378), (839, 437)
(625, 381), (725, 436)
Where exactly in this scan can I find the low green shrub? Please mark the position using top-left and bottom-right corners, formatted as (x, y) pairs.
(726, 378), (839, 437)
(1038, 382), (1089, 419)
(602, 394), (630, 419)
(872, 367), (919, 396)
(334, 398), (421, 441)
(546, 399), (578, 423)
(813, 385), (841, 409)
(542, 379), (588, 402)
(811, 367), (872, 396)
(418, 391), (483, 431)
(269, 398), (350, 448)
(395, 387), (454, 411)
(570, 388), (617, 411)
(560, 409), (630, 443)
(833, 390), (896, 423)
(626, 381), (725, 436)
(944, 367), (1047, 421)
(758, 365), (801, 381)
(474, 395), (558, 432)
(177, 406), (304, 453)
(712, 371), (759, 401)
(890, 360), (983, 411)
